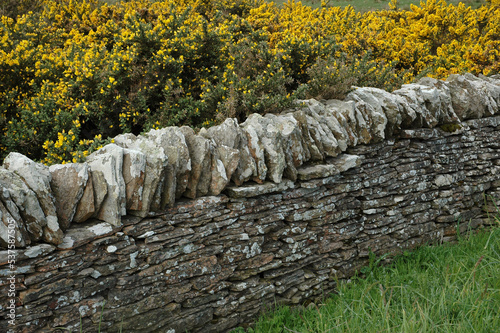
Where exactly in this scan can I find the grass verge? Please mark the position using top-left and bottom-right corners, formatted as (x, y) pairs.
(233, 222), (500, 332)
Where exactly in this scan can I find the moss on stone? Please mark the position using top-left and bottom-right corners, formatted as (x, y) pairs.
(440, 123), (462, 133)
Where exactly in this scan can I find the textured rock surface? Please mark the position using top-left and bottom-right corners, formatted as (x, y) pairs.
(0, 168), (46, 245)
(49, 163), (89, 229)
(0, 73), (499, 333)
(86, 144), (126, 226)
(145, 127), (191, 200)
(113, 133), (168, 215)
(1, 114), (499, 333)
(3, 153), (63, 244)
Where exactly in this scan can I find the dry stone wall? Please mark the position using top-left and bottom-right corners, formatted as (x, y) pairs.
(1, 73), (500, 332)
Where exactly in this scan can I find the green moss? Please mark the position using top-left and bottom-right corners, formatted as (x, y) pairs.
(440, 123), (463, 133)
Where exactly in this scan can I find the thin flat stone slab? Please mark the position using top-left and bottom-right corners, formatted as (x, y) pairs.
(400, 128), (441, 140)
(297, 154), (361, 180)
(0, 244), (56, 265)
(329, 154), (362, 173)
(464, 116), (500, 129)
(297, 164), (338, 181)
(57, 220), (120, 250)
(225, 179), (295, 198)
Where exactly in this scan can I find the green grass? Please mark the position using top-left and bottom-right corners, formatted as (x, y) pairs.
(232, 223), (500, 332)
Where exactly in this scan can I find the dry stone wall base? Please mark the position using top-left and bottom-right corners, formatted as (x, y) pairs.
(0, 73), (500, 332)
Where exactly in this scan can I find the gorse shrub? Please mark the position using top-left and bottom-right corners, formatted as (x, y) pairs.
(0, 0), (499, 164)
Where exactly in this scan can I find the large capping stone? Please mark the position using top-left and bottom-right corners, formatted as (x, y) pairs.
(315, 105), (349, 152)
(49, 163), (89, 229)
(0, 169), (44, 247)
(300, 99), (341, 158)
(201, 118), (255, 186)
(122, 148), (146, 210)
(264, 113), (305, 181)
(0, 160), (63, 244)
(417, 77), (460, 125)
(2, 155), (64, 245)
(446, 73), (498, 120)
(179, 126), (212, 199)
(291, 109), (324, 161)
(113, 133), (168, 215)
(241, 120), (268, 183)
(475, 74), (500, 110)
(324, 99), (360, 147)
(206, 139), (228, 196)
(394, 84), (439, 128)
(145, 127), (192, 200)
(86, 144), (126, 226)
(0, 197), (29, 248)
(73, 169), (98, 223)
(242, 113), (286, 184)
(347, 87), (395, 138)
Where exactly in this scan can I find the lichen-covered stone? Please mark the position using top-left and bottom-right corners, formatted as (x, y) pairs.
(241, 120), (268, 183)
(49, 163), (89, 229)
(180, 126), (212, 198)
(0, 168), (46, 244)
(113, 133), (168, 214)
(3, 153), (63, 244)
(242, 114), (286, 183)
(0, 198), (29, 247)
(202, 118), (255, 185)
(122, 148), (146, 210)
(145, 127), (191, 199)
(86, 144), (126, 226)
(1, 73), (500, 333)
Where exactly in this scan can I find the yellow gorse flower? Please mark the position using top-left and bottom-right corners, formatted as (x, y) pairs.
(0, 0), (498, 165)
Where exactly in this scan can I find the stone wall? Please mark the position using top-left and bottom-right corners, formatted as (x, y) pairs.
(1, 73), (500, 332)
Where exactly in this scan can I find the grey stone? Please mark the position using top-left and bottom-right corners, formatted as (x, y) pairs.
(0, 198), (29, 248)
(86, 144), (126, 226)
(324, 100), (360, 147)
(113, 133), (168, 214)
(49, 163), (89, 229)
(208, 141), (230, 196)
(241, 119), (268, 183)
(122, 148), (146, 210)
(242, 114), (286, 183)
(291, 110), (324, 161)
(145, 127), (191, 199)
(180, 126), (212, 198)
(446, 73), (498, 120)
(347, 87), (396, 137)
(3, 153), (63, 244)
(225, 179), (295, 198)
(202, 118), (255, 185)
(0, 168), (46, 243)
(301, 99), (341, 157)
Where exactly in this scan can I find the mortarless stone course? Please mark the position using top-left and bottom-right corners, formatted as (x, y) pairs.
(0, 73), (500, 332)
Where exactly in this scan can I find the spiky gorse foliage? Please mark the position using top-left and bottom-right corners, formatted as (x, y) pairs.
(0, 0), (499, 164)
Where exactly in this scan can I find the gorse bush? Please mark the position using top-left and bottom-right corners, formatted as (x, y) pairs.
(1, 0), (499, 164)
